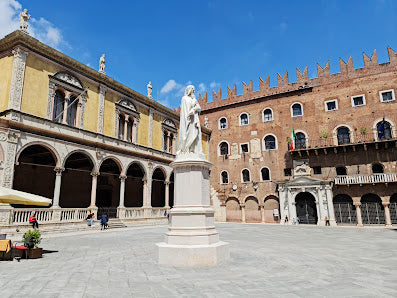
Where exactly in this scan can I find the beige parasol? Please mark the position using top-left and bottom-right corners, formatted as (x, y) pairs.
(0, 187), (52, 206)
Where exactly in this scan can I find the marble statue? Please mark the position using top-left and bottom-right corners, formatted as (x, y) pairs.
(147, 81), (153, 99)
(19, 9), (31, 33)
(99, 54), (106, 73)
(204, 116), (209, 128)
(177, 85), (203, 155)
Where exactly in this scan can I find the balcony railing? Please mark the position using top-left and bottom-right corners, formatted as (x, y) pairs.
(334, 173), (397, 185)
(288, 134), (396, 151)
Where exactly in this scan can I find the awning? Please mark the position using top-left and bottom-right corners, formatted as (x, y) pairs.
(0, 187), (52, 206)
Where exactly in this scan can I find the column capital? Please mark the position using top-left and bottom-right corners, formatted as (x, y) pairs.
(240, 203), (245, 208)
(382, 202), (390, 207)
(54, 167), (64, 175)
(353, 202), (361, 207)
(164, 181), (171, 186)
(119, 174), (127, 181)
(91, 171), (100, 177)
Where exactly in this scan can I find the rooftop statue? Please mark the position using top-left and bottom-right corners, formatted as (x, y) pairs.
(99, 54), (106, 74)
(147, 81), (153, 99)
(19, 9), (31, 33)
(177, 85), (203, 155)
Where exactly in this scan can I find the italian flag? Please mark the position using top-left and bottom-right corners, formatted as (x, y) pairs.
(290, 128), (296, 150)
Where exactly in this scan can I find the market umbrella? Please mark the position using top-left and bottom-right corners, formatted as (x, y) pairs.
(0, 187), (52, 206)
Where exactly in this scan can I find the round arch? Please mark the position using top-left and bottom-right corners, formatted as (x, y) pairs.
(13, 144), (57, 206)
(390, 193), (397, 224)
(62, 149), (97, 173)
(290, 102), (303, 117)
(295, 192), (318, 224)
(124, 160), (147, 178)
(372, 117), (396, 140)
(245, 196), (260, 223)
(220, 170), (229, 184)
(262, 133), (278, 150)
(260, 167), (271, 181)
(360, 193), (385, 225)
(151, 168), (166, 207)
(218, 116), (228, 129)
(332, 124), (354, 145)
(333, 194), (357, 225)
(225, 197), (241, 222)
(217, 140), (230, 156)
(124, 162), (145, 207)
(98, 156), (123, 174)
(262, 107), (274, 122)
(239, 112), (249, 126)
(16, 141), (60, 167)
(263, 195), (280, 223)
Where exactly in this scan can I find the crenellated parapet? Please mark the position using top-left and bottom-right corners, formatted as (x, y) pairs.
(198, 47), (397, 111)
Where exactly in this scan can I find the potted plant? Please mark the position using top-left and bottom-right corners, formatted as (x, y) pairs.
(320, 131), (329, 146)
(23, 230), (42, 259)
(360, 127), (368, 142)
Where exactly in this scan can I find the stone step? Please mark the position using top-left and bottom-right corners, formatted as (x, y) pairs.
(107, 219), (127, 229)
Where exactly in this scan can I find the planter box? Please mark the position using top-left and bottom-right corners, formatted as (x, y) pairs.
(27, 247), (42, 259)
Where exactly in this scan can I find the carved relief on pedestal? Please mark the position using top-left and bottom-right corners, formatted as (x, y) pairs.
(2, 132), (20, 188)
(9, 48), (28, 111)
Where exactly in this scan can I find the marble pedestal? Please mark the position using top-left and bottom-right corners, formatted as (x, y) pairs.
(156, 154), (229, 266)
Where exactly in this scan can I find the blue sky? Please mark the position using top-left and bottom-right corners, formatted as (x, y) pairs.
(1, 0), (397, 109)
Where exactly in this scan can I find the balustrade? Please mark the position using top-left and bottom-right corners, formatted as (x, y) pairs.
(335, 173), (397, 185)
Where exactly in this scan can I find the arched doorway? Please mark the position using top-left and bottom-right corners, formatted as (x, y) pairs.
(124, 163), (144, 207)
(263, 196), (280, 223)
(226, 198), (241, 222)
(245, 196), (260, 223)
(97, 159), (120, 218)
(60, 152), (93, 208)
(361, 194), (385, 225)
(169, 173), (174, 207)
(333, 194), (357, 225)
(151, 168), (165, 207)
(390, 194), (397, 224)
(13, 145), (57, 206)
(295, 192), (318, 224)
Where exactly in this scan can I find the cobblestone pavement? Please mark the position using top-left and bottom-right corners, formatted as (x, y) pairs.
(1, 223), (396, 298)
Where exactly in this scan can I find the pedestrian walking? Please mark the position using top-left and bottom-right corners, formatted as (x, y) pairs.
(325, 216), (330, 226)
(284, 215), (289, 224)
(28, 213), (39, 229)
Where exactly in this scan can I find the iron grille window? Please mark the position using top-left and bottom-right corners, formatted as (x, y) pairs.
(352, 96), (364, 106)
(295, 132), (306, 149)
(337, 127), (350, 144)
(292, 103), (302, 116)
(263, 109), (273, 121)
(326, 101), (336, 111)
(240, 114), (249, 125)
(377, 121), (392, 140)
(381, 91), (394, 102)
(264, 135), (276, 150)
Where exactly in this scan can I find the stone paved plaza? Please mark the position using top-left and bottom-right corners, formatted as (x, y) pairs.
(1, 223), (397, 297)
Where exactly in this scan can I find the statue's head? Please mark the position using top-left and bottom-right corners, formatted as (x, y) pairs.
(102, 54), (105, 58)
(185, 85), (195, 96)
(23, 9), (28, 13)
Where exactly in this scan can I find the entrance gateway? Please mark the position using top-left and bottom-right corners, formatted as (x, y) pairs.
(295, 192), (318, 224)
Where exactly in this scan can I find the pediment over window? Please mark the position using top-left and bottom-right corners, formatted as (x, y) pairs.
(53, 72), (83, 89)
(117, 99), (137, 112)
(163, 119), (176, 128)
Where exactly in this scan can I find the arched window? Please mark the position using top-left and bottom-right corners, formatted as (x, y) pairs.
(263, 109), (273, 122)
(337, 127), (350, 145)
(295, 132), (306, 149)
(219, 117), (227, 129)
(66, 95), (78, 126)
(336, 166), (347, 175)
(240, 113), (249, 126)
(372, 163), (384, 174)
(52, 90), (65, 123)
(118, 114), (125, 140)
(264, 135), (276, 150)
(291, 103), (303, 117)
(221, 171), (229, 184)
(377, 120), (392, 140)
(261, 167), (270, 181)
(242, 169), (251, 182)
(219, 142), (229, 156)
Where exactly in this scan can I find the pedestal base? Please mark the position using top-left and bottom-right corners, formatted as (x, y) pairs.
(156, 241), (229, 266)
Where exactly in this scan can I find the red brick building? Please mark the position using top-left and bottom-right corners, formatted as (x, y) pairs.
(200, 48), (397, 227)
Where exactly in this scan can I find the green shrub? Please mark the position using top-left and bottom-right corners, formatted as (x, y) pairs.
(23, 230), (42, 248)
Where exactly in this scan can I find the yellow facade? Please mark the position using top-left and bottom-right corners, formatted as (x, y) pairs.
(152, 113), (162, 150)
(0, 55), (15, 111)
(137, 106), (149, 146)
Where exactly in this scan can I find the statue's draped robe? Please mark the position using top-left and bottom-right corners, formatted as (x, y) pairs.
(178, 95), (203, 154)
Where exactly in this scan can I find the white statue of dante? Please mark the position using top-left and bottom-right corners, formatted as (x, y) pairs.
(99, 54), (106, 73)
(178, 85), (203, 155)
(147, 81), (153, 99)
(19, 9), (31, 33)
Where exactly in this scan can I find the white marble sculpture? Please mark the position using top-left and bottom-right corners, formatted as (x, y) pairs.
(177, 85), (203, 155)
(99, 54), (106, 74)
(204, 116), (209, 128)
(156, 84), (229, 266)
(19, 9), (31, 33)
(147, 81), (153, 99)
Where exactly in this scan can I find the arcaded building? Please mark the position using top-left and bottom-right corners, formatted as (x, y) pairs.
(200, 49), (397, 227)
(0, 29), (210, 228)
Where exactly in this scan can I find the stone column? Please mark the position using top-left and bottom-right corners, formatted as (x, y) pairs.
(353, 201), (364, 227)
(172, 135), (177, 155)
(97, 85), (107, 134)
(8, 47), (28, 111)
(165, 181), (170, 207)
(278, 185), (287, 224)
(241, 203), (246, 223)
(123, 115), (129, 141)
(325, 185), (337, 226)
(117, 174), (127, 219)
(51, 167), (64, 208)
(132, 119), (137, 143)
(76, 101), (82, 127)
(316, 187), (325, 226)
(143, 176), (152, 208)
(89, 171), (99, 208)
(383, 202), (392, 227)
(288, 190), (297, 225)
(167, 132), (171, 153)
(260, 204), (265, 223)
(148, 108), (153, 147)
(80, 93), (87, 128)
(0, 204), (14, 225)
(62, 91), (70, 124)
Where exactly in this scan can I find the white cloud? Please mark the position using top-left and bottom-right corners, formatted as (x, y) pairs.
(0, 1), (66, 49)
(198, 83), (206, 93)
(160, 79), (181, 94)
(209, 81), (220, 89)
